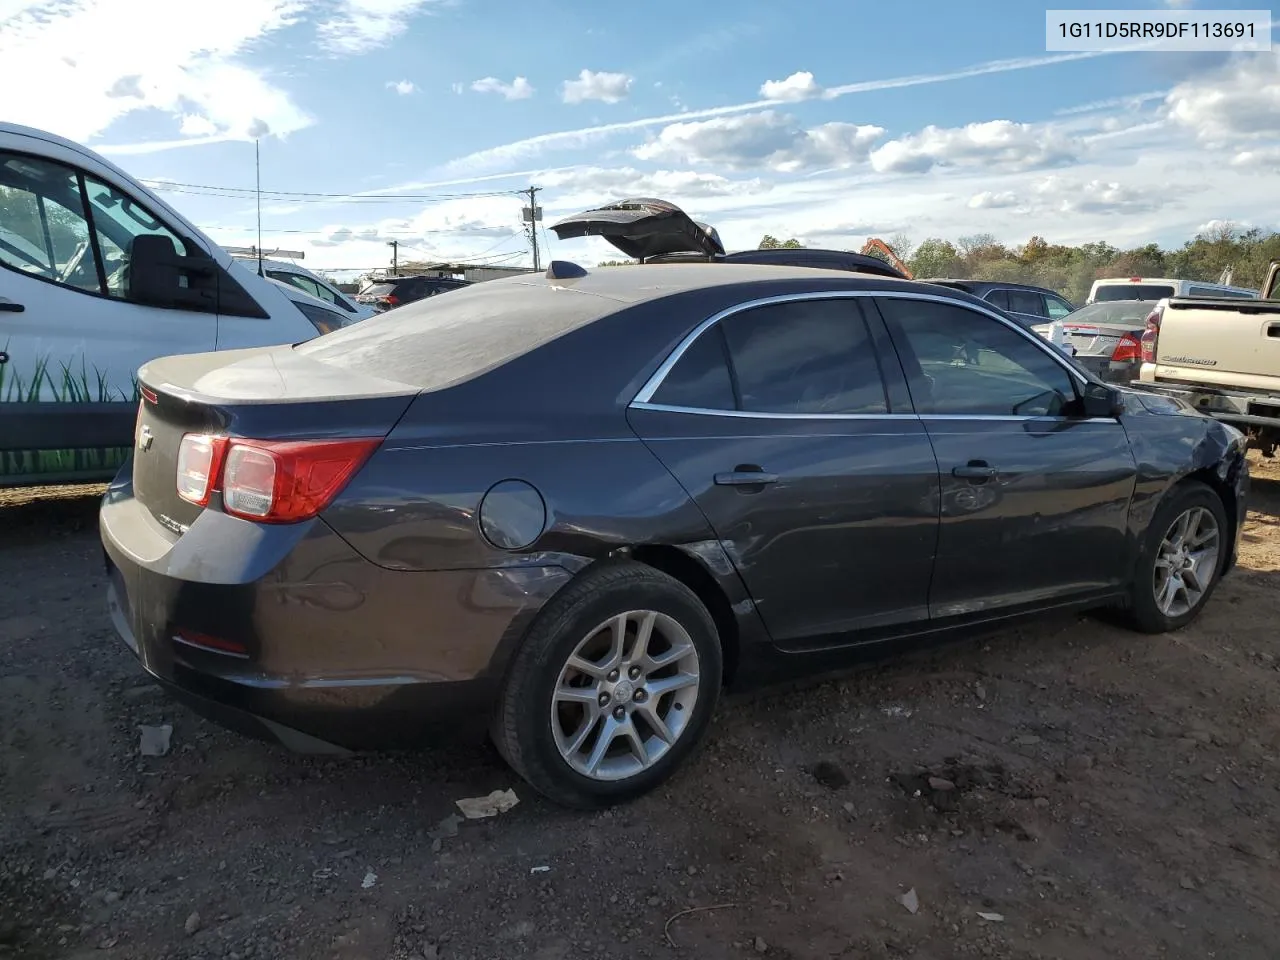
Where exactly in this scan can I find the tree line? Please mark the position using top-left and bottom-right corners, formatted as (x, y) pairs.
(597, 223), (1278, 306)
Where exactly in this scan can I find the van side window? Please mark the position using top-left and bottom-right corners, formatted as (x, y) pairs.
(0, 152), (104, 294)
(82, 177), (187, 300)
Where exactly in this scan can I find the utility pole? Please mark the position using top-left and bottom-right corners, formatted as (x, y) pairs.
(387, 239), (398, 275)
(522, 186), (542, 272)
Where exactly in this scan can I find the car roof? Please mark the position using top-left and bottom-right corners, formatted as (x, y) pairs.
(508, 261), (942, 304)
(926, 278), (1062, 295)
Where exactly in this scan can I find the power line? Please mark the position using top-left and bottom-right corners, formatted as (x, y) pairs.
(140, 178), (524, 203)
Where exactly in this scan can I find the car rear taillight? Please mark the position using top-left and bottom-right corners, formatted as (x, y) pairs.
(176, 434), (229, 506)
(1111, 333), (1142, 363)
(379, 295), (399, 307)
(221, 438), (381, 523)
(1140, 305), (1163, 364)
(176, 436), (380, 522)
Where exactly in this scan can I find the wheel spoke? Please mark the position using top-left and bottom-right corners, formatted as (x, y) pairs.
(554, 686), (600, 707)
(604, 614), (628, 671)
(1172, 510), (1193, 546)
(646, 640), (695, 672)
(1157, 573), (1180, 612)
(638, 702), (675, 744)
(564, 710), (602, 755)
(618, 716), (647, 765)
(567, 654), (607, 680)
(631, 611), (657, 664)
(585, 716), (622, 774)
(647, 672), (698, 699)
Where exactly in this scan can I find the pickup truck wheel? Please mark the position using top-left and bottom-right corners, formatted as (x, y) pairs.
(1125, 481), (1227, 634)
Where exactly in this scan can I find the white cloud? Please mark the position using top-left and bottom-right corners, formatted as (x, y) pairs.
(537, 166), (768, 206)
(470, 76), (535, 100)
(634, 111), (883, 172)
(0, 0), (311, 145)
(1033, 175), (1166, 215)
(179, 114), (219, 137)
(1165, 51), (1280, 144)
(448, 49), (1113, 169)
(760, 71), (823, 102)
(561, 69), (634, 104)
(968, 191), (1020, 209)
(387, 79), (416, 95)
(870, 120), (1079, 174)
(317, 0), (446, 55)
(1233, 146), (1280, 170)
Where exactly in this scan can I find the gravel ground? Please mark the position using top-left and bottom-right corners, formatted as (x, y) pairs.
(2, 457), (1279, 960)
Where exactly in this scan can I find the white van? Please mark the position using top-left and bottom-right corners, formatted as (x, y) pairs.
(1088, 277), (1257, 304)
(232, 254), (376, 323)
(0, 122), (326, 486)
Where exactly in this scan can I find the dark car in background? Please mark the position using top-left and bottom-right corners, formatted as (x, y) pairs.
(355, 274), (470, 312)
(1031, 300), (1154, 384)
(925, 279), (1075, 329)
(101, 199), (1248, 810)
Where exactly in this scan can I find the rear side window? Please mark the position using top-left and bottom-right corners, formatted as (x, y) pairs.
(1006, 290), (1047, 317)
(649, 298), (888, 415)
(649, 327), (735, 410)
(721, 300), (887, 414)
(984, 289), (1010, 310)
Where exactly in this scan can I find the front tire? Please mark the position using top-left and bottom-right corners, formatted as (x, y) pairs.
(1125, 480), (1228, 634)
(493, 562), (722, 809)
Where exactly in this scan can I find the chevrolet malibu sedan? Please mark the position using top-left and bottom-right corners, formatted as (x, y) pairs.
(102, 262), (1249, 808)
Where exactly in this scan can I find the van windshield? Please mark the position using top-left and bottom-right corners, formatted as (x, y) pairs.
(1094, 284), (1176, 302)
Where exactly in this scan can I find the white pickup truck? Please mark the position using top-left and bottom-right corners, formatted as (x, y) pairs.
(1133, 261), (1280, 457)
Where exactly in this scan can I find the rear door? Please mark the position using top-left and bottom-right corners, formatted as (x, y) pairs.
(875, 295), (1136, 618)
(628, 294), (940, 649)
(1004, 288), (1050, 328)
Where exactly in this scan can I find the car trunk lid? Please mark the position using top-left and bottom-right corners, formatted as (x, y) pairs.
(132, 346), (418, 533)
(550, 198), (726, 261)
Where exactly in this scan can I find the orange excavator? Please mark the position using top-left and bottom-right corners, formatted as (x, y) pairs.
(860, 239), (913, 279)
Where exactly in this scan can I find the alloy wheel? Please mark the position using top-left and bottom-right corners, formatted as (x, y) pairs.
(550, 610), (701, 781)
(1153, 505), (1221, 618)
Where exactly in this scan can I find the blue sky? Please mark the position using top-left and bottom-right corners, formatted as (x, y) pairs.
(3, 0), (1278, 275)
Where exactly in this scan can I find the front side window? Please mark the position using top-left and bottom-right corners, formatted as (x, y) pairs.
(82, 177), (185, 299)
(0, 152), (100, 293)
(648, 298), (888, 415)
(879, 298), (1077, 417)
(1045, 295), (1073, 319)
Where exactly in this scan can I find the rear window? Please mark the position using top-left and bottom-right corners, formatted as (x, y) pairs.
(294, 278), (619, 391)
(1094, 284), (1175, 302)
(362, 282), (402, 297)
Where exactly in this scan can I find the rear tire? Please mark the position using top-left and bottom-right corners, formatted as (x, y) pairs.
(493, 562), (722, 809)
(1124, 480), (1228, 634)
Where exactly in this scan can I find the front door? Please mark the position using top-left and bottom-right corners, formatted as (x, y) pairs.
(874, 295), (1137, 618)
(0, 149), (216, 484)
(629, 295), (940, 648)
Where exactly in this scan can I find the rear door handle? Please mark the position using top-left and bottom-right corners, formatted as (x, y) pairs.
(0, 299), (23, 313)
(714, 470), (779, 486)
(952, 461), (998, 481)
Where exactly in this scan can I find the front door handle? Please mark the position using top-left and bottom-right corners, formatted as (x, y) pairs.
(0, 299), (24, 313)
(714, 469), (779, 487)
(952, 461), (998, 481)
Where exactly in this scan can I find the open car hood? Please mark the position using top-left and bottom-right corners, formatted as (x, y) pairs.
(550, 198), (726, 260)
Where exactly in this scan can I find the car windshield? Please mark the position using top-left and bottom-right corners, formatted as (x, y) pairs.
(1094, 284), (1176, 302)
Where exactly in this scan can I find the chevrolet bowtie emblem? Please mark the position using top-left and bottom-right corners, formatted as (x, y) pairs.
(138, 425), (154, 452)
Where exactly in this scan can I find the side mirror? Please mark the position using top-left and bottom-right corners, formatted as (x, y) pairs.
(1079, 381), (1123, 419)
(127, 234), (216, 310)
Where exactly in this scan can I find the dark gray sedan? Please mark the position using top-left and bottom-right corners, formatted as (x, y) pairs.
(1032, 300), (1154, 383)
(101, 263), (1249, 808)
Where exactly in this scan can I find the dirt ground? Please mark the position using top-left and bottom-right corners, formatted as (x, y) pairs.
(2, 458), (1279, 960)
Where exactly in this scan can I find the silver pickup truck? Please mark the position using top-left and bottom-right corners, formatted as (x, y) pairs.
(1133, 261), (1280, 457)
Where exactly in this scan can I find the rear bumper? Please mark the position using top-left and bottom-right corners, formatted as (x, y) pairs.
(1075, 356), (1139, 385)
(100, 476), (573, 751)
(1127, 381), (1280, 431)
